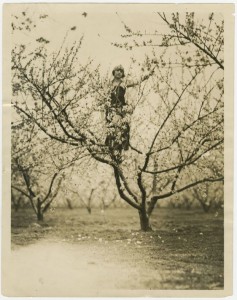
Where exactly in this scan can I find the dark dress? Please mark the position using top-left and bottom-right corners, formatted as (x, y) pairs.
(105, 84), (130, 152)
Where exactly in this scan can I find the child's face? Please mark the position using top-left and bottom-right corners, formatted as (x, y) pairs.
(114, 69), (123, 79)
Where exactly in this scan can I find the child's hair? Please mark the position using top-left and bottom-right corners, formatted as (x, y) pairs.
(112, 65), (125, 78)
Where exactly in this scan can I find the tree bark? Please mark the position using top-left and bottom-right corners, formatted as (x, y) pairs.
(37, 198), (44, 221)
(139, 210), (152, 231)
(37, 210), (44, 221)
(147, 197), (157, 217)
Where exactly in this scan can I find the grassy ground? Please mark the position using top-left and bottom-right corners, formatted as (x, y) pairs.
(11, 206), (224, 290)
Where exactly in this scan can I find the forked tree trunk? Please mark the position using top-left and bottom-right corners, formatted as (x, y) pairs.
(139, 210), (152, 231)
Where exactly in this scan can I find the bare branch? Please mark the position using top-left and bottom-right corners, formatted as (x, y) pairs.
(152, 176), (224, 201)
(113, 167), (140, 210)
(11, 185), (30, 199)
(145, 138), (224, 175)
(158, 13), (224, 70)
(14, 105), (80, 146)
(41, 173), (59, 204)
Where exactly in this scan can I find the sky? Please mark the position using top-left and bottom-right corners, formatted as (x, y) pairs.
(9, 3), (225, 79)
(10, 3), (174, 75)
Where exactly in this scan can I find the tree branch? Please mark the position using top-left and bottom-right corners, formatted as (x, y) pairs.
(42, 175), (63, 212)
(145, 138), (223, 175)
(152, 176), (224, 201)
(41, 173), (59, 204)
(113, 167), (140, 210)
(11, 185), (37, 214)
(14, 105), (80, 146)
(11, 185), (30, 199)
(147, 179), (171, 216)
(158, 13), (224, 70)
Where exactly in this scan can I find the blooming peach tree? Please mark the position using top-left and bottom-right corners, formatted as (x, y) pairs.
(12, 12), (224, 230)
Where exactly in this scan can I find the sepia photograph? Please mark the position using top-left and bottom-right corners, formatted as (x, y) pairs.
(1, 3), (234, 297)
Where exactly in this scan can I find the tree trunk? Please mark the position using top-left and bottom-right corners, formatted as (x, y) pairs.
(37, 210), (44, 221)
(201, 202), (211, 213)
(11, 194), (21, 212)
(12, 199), (20, 212)
(66, 199), (73, 210)
(37, 198), (44, 221)
(147, 198), (157, 217)
(139, 210), (152, 231)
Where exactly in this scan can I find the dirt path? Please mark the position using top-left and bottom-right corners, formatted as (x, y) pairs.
(9, 208), (224, 294)
(7, 238), (162, 297)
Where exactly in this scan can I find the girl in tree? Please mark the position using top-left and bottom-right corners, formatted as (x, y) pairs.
(105, 65), (129, 154)
(105, 65), (153, 162)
